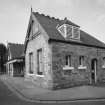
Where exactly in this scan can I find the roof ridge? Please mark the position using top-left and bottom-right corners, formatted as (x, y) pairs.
(33, 12), (61, 21)
(33, 12), (79, 27)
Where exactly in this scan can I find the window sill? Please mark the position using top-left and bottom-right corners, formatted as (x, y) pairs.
(27, 73), (35, 78)
(63, 66), (74, 70)
(78, 66), (87, 69)
(36, 74), (44, 77)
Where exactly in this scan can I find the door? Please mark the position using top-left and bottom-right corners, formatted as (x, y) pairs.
(91, 59), (97, 84)
(37, 49), (43, 75)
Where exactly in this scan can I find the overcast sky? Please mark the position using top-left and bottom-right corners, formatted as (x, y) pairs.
(1, 0), (105, 45)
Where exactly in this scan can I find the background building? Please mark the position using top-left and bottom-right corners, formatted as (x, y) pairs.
(6, 43), (25, 77)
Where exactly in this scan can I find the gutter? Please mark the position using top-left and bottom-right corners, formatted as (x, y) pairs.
(48, 38), (105, 50)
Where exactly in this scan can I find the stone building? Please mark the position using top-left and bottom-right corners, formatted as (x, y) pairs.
(6, 43), (25, 77)
(24, 11), (105, 89)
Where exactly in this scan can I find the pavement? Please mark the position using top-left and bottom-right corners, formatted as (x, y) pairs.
(1, 75), (105, 103)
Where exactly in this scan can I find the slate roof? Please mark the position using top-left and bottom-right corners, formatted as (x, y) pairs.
(8, 43), (24, 59)
(33, 12), (105, 49)
(25, 12), (105, 50)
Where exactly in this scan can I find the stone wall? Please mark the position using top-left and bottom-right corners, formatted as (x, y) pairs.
(97, 49), (105, 83)
(25, 34), (53, 89)
(51, 41), (105, 89)
(25, 13), (53, 89)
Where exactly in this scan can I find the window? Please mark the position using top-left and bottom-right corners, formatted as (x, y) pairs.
(58, 24), (80, 40)
(63, 55), (74, 70)
(37, 49), (43, 75)
(65, 55), (71, 66)
(102, 57), (105, 68)
(58, 24), (66, 37)
(73, 26), (80, 39)
(33, 24), (39, 35)
(29, 52), (33, 74)
(78, 56), (87, 69)
(66, 24), (72, 38)
(29, 21), (40, 40)
(79, 56), (85, 66)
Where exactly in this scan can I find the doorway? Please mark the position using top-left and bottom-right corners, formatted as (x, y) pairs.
(91, 59), (97, 84)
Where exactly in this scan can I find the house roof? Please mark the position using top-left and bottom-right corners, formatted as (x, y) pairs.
(8, 43), (24, 59)
(33, 12), (105, 49)
(25, 12), (105, 51)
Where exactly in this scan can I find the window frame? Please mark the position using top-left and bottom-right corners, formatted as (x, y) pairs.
(57, 24), (80, 40)
(37, 48), (44, 76)
(66, 24), (73, 38)
(72, 26), (80, 40)
(65, 55), (72, 67)
(79, 56), (85, 66)
(58, 24), (66, 38)
(78, 56), (87, 69)
(63, 55), (74, 70)
(102, 57), (105, 68)
(29, 52), (34, 74)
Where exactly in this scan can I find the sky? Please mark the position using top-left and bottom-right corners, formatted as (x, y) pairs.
(1, 0), (105, 45)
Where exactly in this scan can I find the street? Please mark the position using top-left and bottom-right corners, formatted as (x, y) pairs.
(0, 80), (35, 105)
(0, 80), (105, 105)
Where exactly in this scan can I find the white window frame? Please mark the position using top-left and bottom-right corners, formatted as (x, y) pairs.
(58, 24), (80, 40)
(66, 24), (73, 38)
(58, 24), (66, 38)
(72, 26), (80, 40)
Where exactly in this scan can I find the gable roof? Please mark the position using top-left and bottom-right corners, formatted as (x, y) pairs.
(8, 43), (24, 59)
(34, 12), (105, 48)
(25, 12), (105, 50)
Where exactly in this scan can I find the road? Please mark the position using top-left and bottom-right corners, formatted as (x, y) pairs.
(0, 80), (105, 105)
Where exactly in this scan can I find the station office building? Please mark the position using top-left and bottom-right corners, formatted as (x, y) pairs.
(24, 11), (105, 89)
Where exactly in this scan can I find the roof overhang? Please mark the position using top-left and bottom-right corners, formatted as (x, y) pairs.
(6, 59), (24, 64)
(48, 38), (105, 49)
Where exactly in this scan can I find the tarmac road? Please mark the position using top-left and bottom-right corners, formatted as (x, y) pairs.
(0, 79), (105, 105)
(0, 80), (37, 105)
